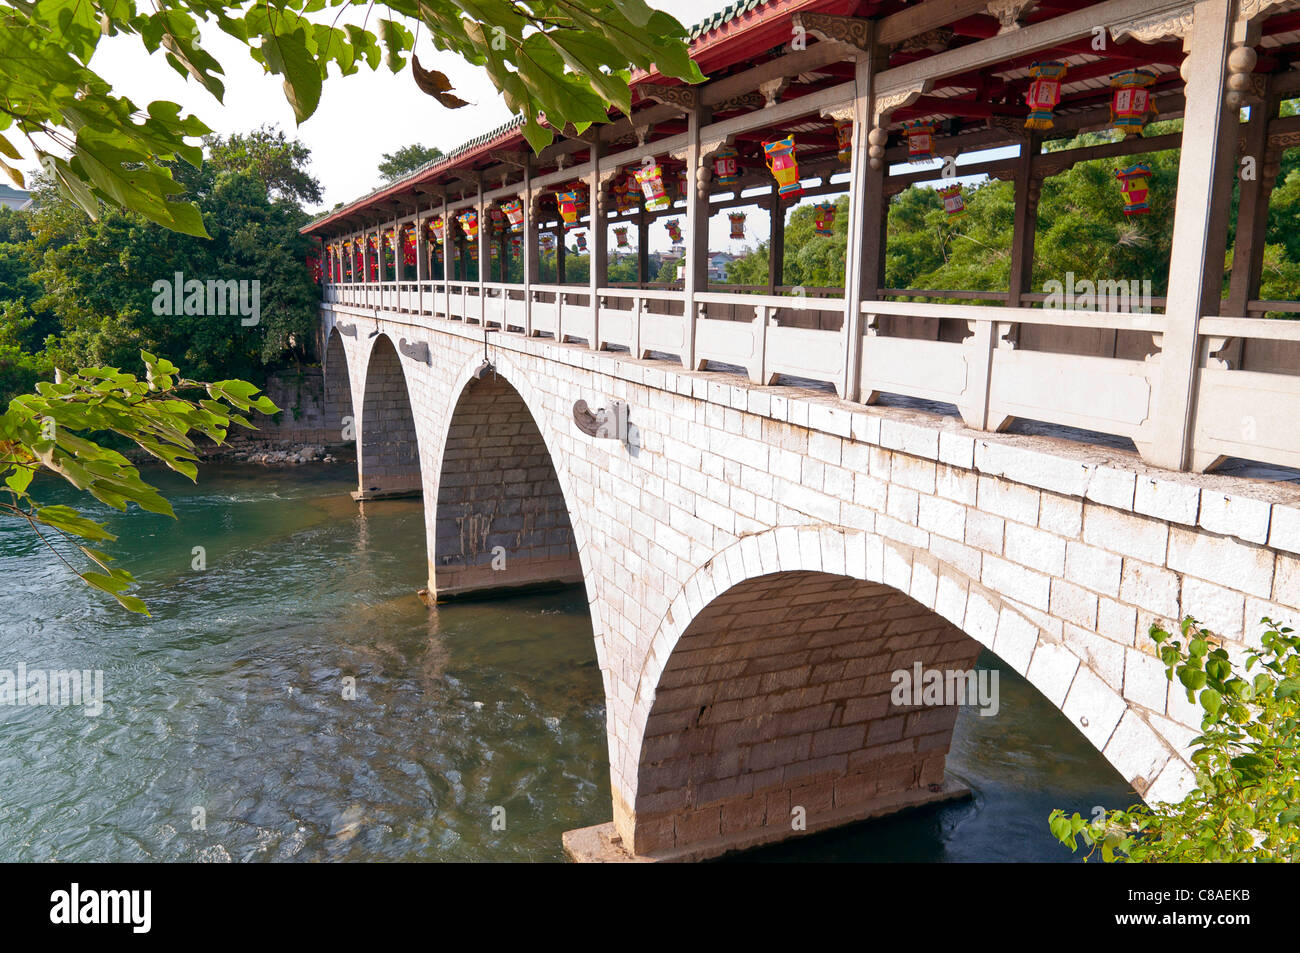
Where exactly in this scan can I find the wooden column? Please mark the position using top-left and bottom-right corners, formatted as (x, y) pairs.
(683, 107), (712, 371)
(1227, 89), (1279, 318)
(557, 226), (567, 285)
(477, 177), (487, 313)
(767, 182), (784, 294)
(637, 204), (649, 285)
(524, 162), (537, 336)
(588, 136), (603, 349)
(441, 196), (451, 318)
(840, 30), (880, 402)
(1149, 0), (1236, 471)
(1006, 137), (1041, 308)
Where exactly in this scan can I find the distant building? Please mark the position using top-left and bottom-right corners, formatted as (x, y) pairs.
(707, 251), (737, 282)
(0, 184), (31, 211)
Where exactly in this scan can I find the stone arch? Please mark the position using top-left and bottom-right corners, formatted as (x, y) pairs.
(429, 352), (598, 614)
(356, 333), (423, 499)
(619, 525), (1190, 859)
(322, 327), (355, 447)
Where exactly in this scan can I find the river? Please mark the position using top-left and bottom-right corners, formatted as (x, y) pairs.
(0, 463), (1135, 862)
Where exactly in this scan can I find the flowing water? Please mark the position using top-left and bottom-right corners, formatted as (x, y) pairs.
(0, 463), (1135, 862)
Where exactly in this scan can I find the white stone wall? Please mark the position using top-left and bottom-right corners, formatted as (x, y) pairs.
(323, 303), (1300, 847)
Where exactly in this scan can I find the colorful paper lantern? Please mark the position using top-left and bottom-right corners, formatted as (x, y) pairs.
(676, 168), (688, 201)
(1115, 162), (1152, 215)
(489, 205), (506, 232)
(728, 212), (745, 240)
(713, 145), (740, 187)
(1025, 61), (1067, 130)
(665, 219), (682, 244)
(937, 184), (966, 219)
(613, 177), (637, 214)
(614, 225), (630, 249)
(540, 233), (555, 251)
(556, 190), (579, 227)
(428, 216), (445, 244)
(903, 120), (937, 163)
(457, 210), (479, 242)
(502, 198), (525, 232)
(1110, 69), (1157, 137)
(835, 120), (853, 164)
(813, 203), (836, 236)
(575, 232), (588, 252)
(763, 135), (802, 201)
(401, 226), (416, 266)
(574, 186), (589, 218)
(635, 159), (670, 211)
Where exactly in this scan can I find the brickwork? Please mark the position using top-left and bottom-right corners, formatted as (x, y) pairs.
(357, 335), (422, 496)
(433, 375), (582, 598)
(633, 570), (980, 856)
(323, 302), (1300, 859)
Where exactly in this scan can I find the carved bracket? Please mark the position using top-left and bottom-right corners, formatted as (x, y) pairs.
(986, 0), (1038, 33)
(711, 92), (764, 112)
(873, 81), (930, 128)
(1110, 9), (1194, 44)
(792, 12), (872, 53)
(573, 399), (628, 440)
(639, 84), (698, 112)
(399, 338), (431, 364)
(759, 77), (790, 108)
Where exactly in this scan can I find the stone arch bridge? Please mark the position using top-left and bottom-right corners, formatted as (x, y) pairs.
(320, 303), (1300, 861)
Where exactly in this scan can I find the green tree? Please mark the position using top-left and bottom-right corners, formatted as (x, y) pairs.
(1050, 617), (1300, 862)
(0, 0), (703, 234)
(379, 144), (446, 183)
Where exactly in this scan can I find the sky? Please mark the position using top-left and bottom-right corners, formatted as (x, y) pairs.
(16, 0), (1006, 256)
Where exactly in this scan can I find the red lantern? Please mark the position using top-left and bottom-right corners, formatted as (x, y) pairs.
(728, 212), (745, 240)
(635, 159), (669, 211)
(937, 184), (966, 219)
(614, 225), (629, 249)
(763, 135), (802, 200)
(903, 120), (936, 163)
(575, 232), (587, 252)
(502, 199), (525, 232)
(1110, 69), (1157, 136)
(1115, 162), (1152, 215)
(713, 145), (740, 187)
(457, 210), (479, 242)
(813, 203), (835, 236)
(556, 190), (579, 227)
(401, 226), (416, 266)
(834, 120), (853, 164)
(1025, 61), (1068, 130)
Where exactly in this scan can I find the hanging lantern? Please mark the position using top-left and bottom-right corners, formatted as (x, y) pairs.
(574, 186), (589, 218)
(489, 205), (506, 233)
(555, 189), (580, 228)
(728, 212), (745, 240)
(835, 120), (853, 164)
(540, 232), (555, 251)
(428, 215), (445, 245)
(401, 226), (416, 266)
(575, 232), (588, 252)
(713, 145), (740, 187)
(903, 121), (937, 163)
(457, 209), (479, 242)
(763, 135), (802, 201)
(502, 198), (525, 232)
(664, 218), (682, 244)
(614, 225), (630, 249)
(676, 168), (688, 201)
(1115, 162), (1152, 215)
(1025, 61), (1068, 130)
(813, 203), (836, 236)
(1110, 69), (1158, 137)
(612, 177), (636, 214)
(635, 158), (670, 211)
(937, 184), (966, 219)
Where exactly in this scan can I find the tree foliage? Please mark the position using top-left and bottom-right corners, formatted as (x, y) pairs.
(1050, 617), (1300, 862)
(379, 143), (445, 183)
(1, 351), (277, 613)
(0, 0), (703, 234)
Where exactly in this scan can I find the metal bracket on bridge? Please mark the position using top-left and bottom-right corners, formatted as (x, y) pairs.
(399, 338), (430, 364)
(573, 399), (628, 441)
